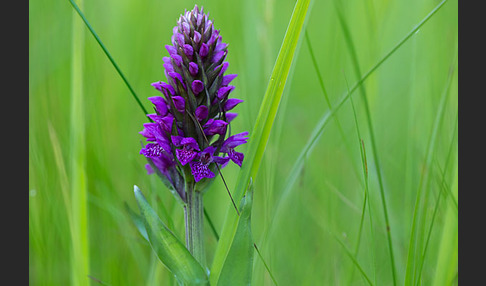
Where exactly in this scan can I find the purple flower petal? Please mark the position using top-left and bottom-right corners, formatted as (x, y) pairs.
(180, 137), (200, 151)
(192, 80), (204, 95)
(199, 43), (209, 57)
(172, 96), (186, 113)
(176, 32), (185, 46)
(183, 44), (194, 57)
(176, 148), (198, 165)
(190, 161), (215, 182)
(222, 131), (249, 149)
(148, 96), (169, 116)
(228, 149), (244, 167)
(182, 22), (190, 35)
(222, 74), (237, 86)
(226, 112), (238, 123)
(195, 105), (208, 121)
(168, 72), (186, 90)
(204, 119), (228, 136)
(193, 31), (201, 43)
(171, 54), (183, 67)
(166, 45), (177, 55)
(212, 50), (225, 63)
(223, 98), (243, 111)
(189, 62), (199, 76)
(217, 86), (235, 100)
(219, 62), (229, 76)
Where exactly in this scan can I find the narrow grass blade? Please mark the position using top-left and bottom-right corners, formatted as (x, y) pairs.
(218, 184), (254, 286)
(70, 1), (89, 284)
(134, 186), (208, 285)
(333, 1), (398, 282)
(209, 0), (312, 284)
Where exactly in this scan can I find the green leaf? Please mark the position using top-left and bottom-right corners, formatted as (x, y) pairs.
(124, 202), (149, 242)
(133, 185), (208, 285)
(218, 182), (254, 286)
(210, 0), (312, 283)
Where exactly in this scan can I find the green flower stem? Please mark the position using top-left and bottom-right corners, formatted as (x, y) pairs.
(184, 181), (206, 270)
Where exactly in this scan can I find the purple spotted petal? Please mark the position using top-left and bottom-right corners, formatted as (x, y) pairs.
(189, 161), (215, 182)
(228, 149), (244, 167)
(195, 105), (208, 121)
(176, 148), (198, 165)
(192, 80), (204, 95)
(223, 98), (243, 111)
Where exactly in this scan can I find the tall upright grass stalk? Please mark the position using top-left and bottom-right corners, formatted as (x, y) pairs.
(404, 52), (456, 285)
(415, 111), (458, 285)
(210, 0), (313, 284)
(69, 0), (89, 284)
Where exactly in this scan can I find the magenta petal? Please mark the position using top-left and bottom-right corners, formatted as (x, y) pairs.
(217, 86), (235, 100)
(190, 161), (215, 182)
(176, 148), (198, 165)
(189, 62), (199, 76)
(195, 105), (208, 121)
(193, 31), (201, 43)
(148, 96), (169, 116)
(192, 80), (204, 95)
(166, 45), (177, 55)
(171, 54), (183, 67)
(222, 74), (237, 86)
(212, 50), (225, 63)
(223, 98), (243, 111)
(183, 44), (194, 57)
(199, 43), (209, 57)
(172, 96), (186, 113)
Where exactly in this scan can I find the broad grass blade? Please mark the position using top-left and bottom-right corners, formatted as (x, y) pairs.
(218, 182), (254, 286)
(209, 0), (312, 284)
(134, 186), (208, 285)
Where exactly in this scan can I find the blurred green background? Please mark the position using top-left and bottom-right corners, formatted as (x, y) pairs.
(29, 0), (458, 285)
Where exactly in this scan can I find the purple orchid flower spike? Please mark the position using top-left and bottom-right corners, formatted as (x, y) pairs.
(139, 4), (248, 201)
